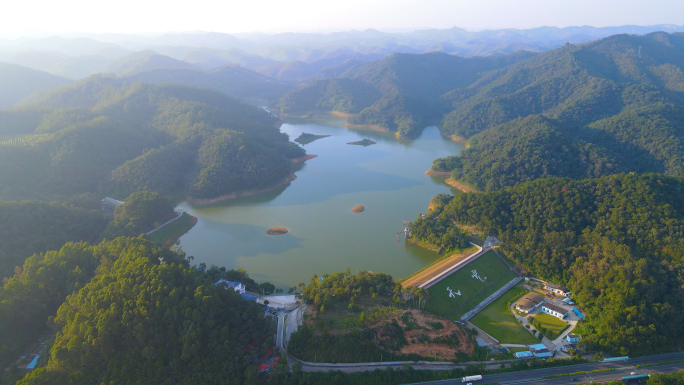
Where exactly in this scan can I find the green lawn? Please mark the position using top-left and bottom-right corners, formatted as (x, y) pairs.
(425, 250), (511, 316)
(531, 312), (570, 339)
(470, 284), (540, 345)
(449, 271), (518, 320)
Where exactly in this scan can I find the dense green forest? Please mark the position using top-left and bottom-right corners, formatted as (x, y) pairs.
(434, 33), (684, 189)
(278, 78), (381, 115)
(278, 51), (534, 137)
(0, 200), (103, 282)
(1, 237), (275, 385)
(0, 238), (179, 374)
(408, 214), (470, 255)
(10, 238), (272, 385)
(418, 173), (684, 356)
(100, 191), (176, 239)
(284, 33), (684, 184)
(0, 76), (304, 202)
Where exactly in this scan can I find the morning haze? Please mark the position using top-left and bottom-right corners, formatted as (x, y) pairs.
(1, 1), (683, 385)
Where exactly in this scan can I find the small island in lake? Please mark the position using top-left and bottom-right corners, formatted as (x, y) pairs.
(295, 132), (331, 145)
(347, 138), (376, 147)
(267, 227), (289, 235)
(352, 205), (365, 213)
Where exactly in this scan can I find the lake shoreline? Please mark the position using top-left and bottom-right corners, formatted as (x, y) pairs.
(186, 173), (298, 206)
(186, 155), (317, 206)
(445, 178), (479, 193)
(424, 170), (451, 177)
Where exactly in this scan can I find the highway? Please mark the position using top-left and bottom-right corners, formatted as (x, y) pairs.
(405, 351), (684, 384)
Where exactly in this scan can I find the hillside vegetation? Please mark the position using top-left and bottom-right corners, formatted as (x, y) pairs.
(0, 76), (304, 202)
(284, 33), (684, 186)
(419, 173), (684, 356)
(0, 237), (274, 385)
(0, 200), (103, 282)
(279, 51), (534, 137)
(436, 32), (684, 189)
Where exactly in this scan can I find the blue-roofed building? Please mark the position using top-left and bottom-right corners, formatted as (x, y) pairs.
(572, 307), (584, 319)
(25, 356), (40, 370)
(528, 343), (546, 352)
(240, 293), (259, 302)
(566, 333), (580, 344)
(515, 351), (533, 358)
(536, 352), (553, 358)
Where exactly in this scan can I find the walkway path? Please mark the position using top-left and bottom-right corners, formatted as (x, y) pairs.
(459, 276), (523, 321)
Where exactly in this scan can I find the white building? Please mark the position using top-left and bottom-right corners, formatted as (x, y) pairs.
(515, 292), (545, 314)
(542, 303), (569, 319)
(214, 279), (246, 294)
(544, 282), (571, 296)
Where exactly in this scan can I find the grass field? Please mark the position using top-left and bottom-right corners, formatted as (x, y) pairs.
(531, 312), (570, 339)
(425, 250), (511, 316)
(449, 270), (518, 320)
(470, 284), (540, 344)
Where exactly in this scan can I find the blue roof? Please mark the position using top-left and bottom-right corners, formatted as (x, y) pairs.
(26, 356), (39, 369)
(529, 343), (546, 350)
(240, 293), (258, 301)
(515, 351), (533, 358)
(536, 352), (553, 358)
(572, 307), (585, 319)
(214, 279), (242, 288)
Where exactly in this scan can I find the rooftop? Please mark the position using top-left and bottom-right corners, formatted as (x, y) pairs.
(543, 303), (568, 314)
(516, 292), (544, 310)
(544, 282), (569, 292)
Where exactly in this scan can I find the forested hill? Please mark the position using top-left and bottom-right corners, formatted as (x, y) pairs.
(434, 32), (684, 190)
(283, 32), (684, 188)
(0, 76), (304, 201)
(419, 173), (684, 356)
(0, 62), (71, 109)
(0, 200), (103, 282)
(0, 237), (274, 385)
(278, 51), (536, 137)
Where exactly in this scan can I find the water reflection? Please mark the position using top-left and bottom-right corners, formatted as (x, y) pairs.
(178, 120), (465, 287)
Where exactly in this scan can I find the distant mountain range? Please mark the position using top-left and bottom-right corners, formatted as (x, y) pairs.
(0, 62), (70, 109)
(1, 24), (683, 83)
(280, 32), (684, 191)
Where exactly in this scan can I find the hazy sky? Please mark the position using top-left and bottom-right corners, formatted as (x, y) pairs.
(2, 0), (683, 37)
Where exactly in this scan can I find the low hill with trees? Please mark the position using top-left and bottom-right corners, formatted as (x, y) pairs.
(100, 191), (176, 239)
(0, 77), (305, 202)
(0, 200), (103, 282)
(417, 173), (684, 356)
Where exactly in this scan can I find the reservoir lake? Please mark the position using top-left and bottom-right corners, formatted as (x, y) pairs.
(177, 119), (464, 287)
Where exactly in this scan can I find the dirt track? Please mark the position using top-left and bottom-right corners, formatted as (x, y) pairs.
(401, 249), (477, 288)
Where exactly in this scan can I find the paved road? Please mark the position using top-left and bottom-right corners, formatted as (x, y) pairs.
(276, 310), (285, 349)
(405, 351), (684, 384)
(290, 350), (684, 378)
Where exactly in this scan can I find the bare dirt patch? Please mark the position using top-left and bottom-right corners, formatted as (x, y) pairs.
(267, 227), (289, 235)
(397, 311), (474, 360)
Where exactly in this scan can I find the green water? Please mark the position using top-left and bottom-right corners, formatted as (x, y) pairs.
(177, 120), (464, 287)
